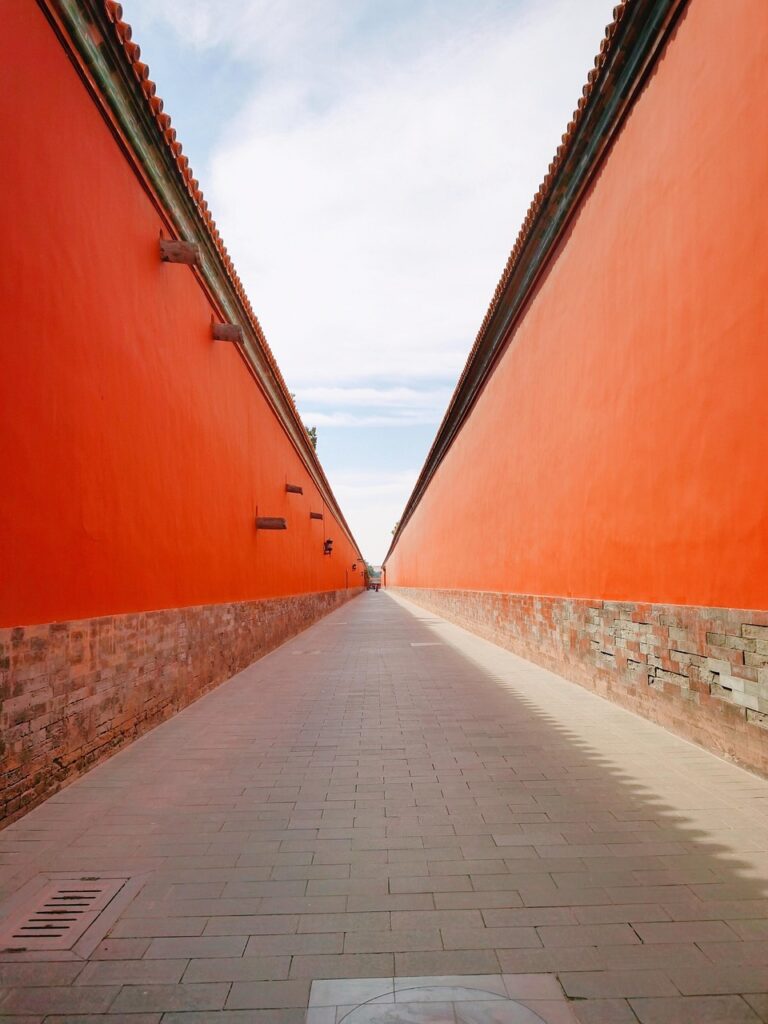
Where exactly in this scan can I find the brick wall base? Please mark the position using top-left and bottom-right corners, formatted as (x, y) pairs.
(391, 587), (768, 777)
(0, 588), (361, 826)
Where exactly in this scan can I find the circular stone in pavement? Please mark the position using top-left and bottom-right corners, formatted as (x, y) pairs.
(339, 989), (547, 1024)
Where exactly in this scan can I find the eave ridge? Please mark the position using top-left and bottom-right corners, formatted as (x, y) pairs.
(385, 0), (687, 566)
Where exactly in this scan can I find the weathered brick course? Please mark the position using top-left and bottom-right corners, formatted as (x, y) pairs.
(0, 589), (360, 825)
(391, 588), (768, 777)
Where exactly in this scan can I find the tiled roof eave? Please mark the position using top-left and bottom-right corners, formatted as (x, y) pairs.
(384, 0), (689, 566)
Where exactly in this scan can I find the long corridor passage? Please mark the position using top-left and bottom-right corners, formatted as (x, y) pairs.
(1, 593), (768, 1023)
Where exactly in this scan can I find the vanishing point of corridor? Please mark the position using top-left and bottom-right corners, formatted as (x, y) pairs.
(2, 593), (767, 1024)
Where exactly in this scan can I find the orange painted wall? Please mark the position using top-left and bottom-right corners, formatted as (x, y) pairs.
(0, 4), (361, 629)
(388, 0), (768, 610)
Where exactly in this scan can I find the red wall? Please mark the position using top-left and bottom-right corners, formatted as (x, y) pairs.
(0, 4), (361, 629)
(388, 0), (768, 611)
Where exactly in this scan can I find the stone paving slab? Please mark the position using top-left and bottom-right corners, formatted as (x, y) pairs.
(305, 974), (575, 1024)
(0, 591), (767, 1021)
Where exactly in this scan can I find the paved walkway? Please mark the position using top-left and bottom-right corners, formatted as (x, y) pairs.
(1, 592), (768, 1024)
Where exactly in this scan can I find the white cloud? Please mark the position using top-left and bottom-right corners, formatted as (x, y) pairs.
(294, 383), (451, 428)
(334, 470), (419, 498)
(331, 471), (419, 562)
(211, 0), (615, 385)
(129, 0), (345, 64)
(132, 0), (615, 388)
(126, 0), (617, 557)
(303, 412), (437, 427)
(294, 386), (451, 409)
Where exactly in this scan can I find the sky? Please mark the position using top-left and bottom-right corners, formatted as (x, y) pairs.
(127, 0), (616, 563)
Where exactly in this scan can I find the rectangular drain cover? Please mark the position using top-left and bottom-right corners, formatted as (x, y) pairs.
(0, 877), (127, 952)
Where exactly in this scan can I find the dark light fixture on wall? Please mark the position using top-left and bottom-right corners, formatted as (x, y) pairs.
(323, 539), (333, 555)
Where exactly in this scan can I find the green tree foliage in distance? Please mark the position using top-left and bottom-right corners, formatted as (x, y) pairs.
(290, 393), (318, 450)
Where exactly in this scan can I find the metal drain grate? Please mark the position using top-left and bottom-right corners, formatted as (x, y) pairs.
(0, 877), (127, 952)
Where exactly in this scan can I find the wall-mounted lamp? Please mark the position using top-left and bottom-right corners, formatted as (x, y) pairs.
(323, 539), (333, 555)
(352, 563), (357, 571)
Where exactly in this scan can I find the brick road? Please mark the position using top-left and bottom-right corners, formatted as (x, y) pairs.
(1, 592), (767, 1023)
